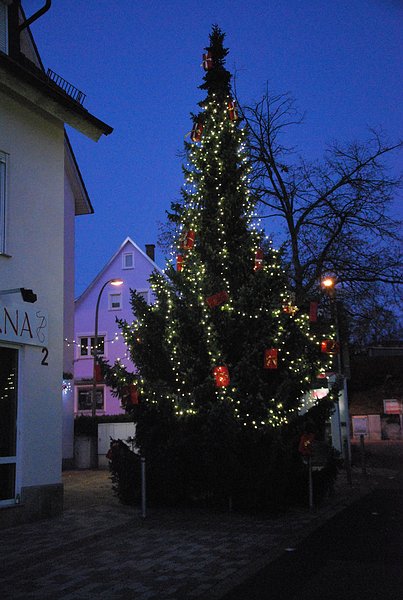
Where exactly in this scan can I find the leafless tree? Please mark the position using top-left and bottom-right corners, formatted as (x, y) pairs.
(240, 90), (402, 342)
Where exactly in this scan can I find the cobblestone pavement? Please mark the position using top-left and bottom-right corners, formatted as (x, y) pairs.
(0, 443), (400, 600)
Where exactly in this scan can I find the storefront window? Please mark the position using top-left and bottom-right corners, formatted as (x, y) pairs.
(0, 346), (18, 502)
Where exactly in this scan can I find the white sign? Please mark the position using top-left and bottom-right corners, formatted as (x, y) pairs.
(352, 416), (368, 437)
(383, 399), (401, 415)
(0, 301), (48, 346)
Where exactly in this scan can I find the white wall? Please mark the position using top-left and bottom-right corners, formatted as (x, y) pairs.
(98, 422), (137, 468)
(0, 89), (65, 488)
(62, 167), (76, 464)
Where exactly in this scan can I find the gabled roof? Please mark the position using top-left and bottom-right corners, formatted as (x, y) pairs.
(75, 237), (163, 304)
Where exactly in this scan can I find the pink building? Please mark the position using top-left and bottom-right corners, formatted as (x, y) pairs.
(73, 237), (161, 415)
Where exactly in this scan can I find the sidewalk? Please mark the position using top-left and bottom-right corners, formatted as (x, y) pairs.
(0, 454), (399, 600)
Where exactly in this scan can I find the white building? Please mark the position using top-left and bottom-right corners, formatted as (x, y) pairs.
(0, 0), (112, 527)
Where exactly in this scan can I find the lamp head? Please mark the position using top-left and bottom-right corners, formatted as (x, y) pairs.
(20, 288), (38, 303)
(110, 279), (123, 286)
(321, 277), (336, 290)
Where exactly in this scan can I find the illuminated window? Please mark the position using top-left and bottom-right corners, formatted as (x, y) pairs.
(79, 336), (104, 357)
(0, 151), (8, 254)
(122, 252), (134, 269)
(77, 388), (104, 411)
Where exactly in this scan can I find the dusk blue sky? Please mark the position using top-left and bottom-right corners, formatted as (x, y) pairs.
(30, 0), (402, 296)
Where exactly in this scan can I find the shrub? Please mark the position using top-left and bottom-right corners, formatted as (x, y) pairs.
(106, 439), (141, 505)
(106, 403), (340, 512)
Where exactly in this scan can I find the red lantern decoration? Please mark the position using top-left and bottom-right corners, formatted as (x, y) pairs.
(309, 301), (318, 322)
(254, 248), (264, 271)
(94, 363), (103, 383)
(321, 340), (340, 354)
(202, 50), (213, 71)
(227, 100), (239, 121)
(206, 290), (229, 308)
(264, 348), (278, 369)
(180, 229), (195, 250)
(122, 384), (139, 406)
(176, 254), (184, 272)
(213, 365), (230, 387)
(298, 433), (315, 456)
(191, 119), (203, 142)
(129, 385), (139, 405)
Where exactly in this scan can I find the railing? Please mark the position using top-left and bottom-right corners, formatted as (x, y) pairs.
(46, 68), (86, 105)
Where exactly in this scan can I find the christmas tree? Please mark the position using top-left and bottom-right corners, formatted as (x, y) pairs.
(108, 26), (333, 508)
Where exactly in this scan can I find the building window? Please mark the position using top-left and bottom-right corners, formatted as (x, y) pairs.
(137, 290), (149, 303)
(0, 151), (8, 254)
(77, 388), (104, 411)
(109, 292), (122, 310)
(0, 2), (8, 55)
(79, 336), (104, 357)
(122, 252), (134, 269)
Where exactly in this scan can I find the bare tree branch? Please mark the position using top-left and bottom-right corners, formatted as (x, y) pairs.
(240, 88), (402, 342)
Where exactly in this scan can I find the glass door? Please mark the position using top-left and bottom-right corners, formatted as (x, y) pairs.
(0, 346), (18, 503)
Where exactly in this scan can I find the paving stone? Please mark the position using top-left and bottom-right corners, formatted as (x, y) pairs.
(0, 465), (391, 600)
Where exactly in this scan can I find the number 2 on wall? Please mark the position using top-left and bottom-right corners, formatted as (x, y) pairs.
(41, 347), (49, 366)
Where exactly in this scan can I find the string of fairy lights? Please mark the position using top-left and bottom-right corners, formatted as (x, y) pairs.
(67, 73), (335, 427)
(179, 96), (246, 409)
(63, 331), (133, 367)
(0, 369), (16, 402)
(116, 87), (335, 429)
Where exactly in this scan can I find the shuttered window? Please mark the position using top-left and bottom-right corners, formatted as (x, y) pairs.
(0, 2), (8, 55)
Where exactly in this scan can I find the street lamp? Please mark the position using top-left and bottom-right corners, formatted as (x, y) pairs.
(321, 277), (335, 293)
(91, 278), (123, 417)
(321, 276), (351, 466)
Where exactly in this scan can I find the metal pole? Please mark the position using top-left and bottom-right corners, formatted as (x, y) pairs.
(308, 456), (313, 510)
(331, 398), (343, 454)
(344, 439), (352, 485)
(360, 434), (367, 475)
(333, 297), (351, 463)
(89, 279), (123, 469)
(91, 280), (110, 418)
(342, 375), (352, 462)
(141, 457), (146, 519)
(333, 298), (344, 456)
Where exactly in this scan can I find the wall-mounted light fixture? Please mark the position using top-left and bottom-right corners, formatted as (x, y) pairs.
(0, 288), (37, 303)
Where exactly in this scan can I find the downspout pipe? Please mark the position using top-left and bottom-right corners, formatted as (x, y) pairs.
(18, 0), (51, 32)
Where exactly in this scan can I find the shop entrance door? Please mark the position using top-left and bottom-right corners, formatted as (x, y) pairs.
(0, 346), (18, 503)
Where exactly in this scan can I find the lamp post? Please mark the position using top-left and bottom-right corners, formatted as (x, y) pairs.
(321, 276), (351, 464)
(91, 278), (123, 418)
